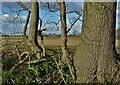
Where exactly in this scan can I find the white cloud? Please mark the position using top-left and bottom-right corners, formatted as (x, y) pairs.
(21, 16), (27, 20)
(2, 14), (27, 23)
(14, 15), (18, 18)
(3, 14), (9, 17)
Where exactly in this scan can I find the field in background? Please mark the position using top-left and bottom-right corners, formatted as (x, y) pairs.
(0, 36), (120, 53)
(0, 36), (79, 46)
(0, 36), (79, 57)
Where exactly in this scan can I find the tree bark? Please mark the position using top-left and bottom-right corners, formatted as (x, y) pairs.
(28, 1), (42, 59)
(29, 1), (39, 46)
(74, 2), (117, 83)
(60, 2), (67, 64)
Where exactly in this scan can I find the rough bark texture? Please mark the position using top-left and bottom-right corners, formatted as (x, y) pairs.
(60, 2), (67, 64)
(74, 2), (117, 83)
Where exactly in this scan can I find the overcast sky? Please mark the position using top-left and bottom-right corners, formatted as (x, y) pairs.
(0, 1), (120, 35)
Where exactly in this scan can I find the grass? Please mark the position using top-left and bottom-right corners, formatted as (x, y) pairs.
(1, 36), (79, 46)
(1, 36), (120, 84)
(1, 38), (77, 84)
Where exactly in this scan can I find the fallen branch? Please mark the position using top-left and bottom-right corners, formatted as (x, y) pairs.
(14, 44), (30, 62)
(44, 77), (52, 84)
(10, 53), (31, 71)
(66, 57), (75, 80)
(57, 46), (75, 81)
(27, 58), (46, 64)
(52, 55), (67, 84)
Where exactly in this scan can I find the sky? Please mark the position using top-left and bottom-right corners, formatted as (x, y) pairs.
(117, 0), (120, 30)
(0, 1), (120, 36)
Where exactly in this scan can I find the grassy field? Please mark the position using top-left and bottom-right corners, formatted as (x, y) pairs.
(0, 36), (79, 46)
(0, 36), (79, 54)
(1, 36), (120, 52)
(1, 36), (120, 84)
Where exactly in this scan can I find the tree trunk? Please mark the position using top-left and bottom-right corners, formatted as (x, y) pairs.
(28, 1), (42, 59)
(74, 2), (117, 83)
(60, 2), (67, 64)
(29, 1), (39, 47)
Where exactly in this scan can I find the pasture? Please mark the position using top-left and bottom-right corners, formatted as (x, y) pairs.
(0, 36), (79, 54)
(1, 36), (120, 53)
(0, 36), (79, 46)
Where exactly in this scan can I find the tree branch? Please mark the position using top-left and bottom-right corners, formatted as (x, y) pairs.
(16, 2), (31, 12)
(23, 11), (31, 36)
(67, 15), (81, 33)
(46, 2), (59, 12)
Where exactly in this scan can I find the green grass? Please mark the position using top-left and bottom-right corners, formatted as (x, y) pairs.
(1, 41), (76, 84)
(1, 36), (120, 84)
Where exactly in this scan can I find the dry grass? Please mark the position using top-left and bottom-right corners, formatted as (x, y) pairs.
(0, 36), (79, 46)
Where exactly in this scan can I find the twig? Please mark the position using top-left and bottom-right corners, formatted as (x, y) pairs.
(11, 79), (17, 85)
(11, 47), (32, 71)
(57, 46), (75, 81)
(66, 59), (75, 80)
(16, 1), (31, 12)
(14, 44), (20, 59)
(10, 63), (19, 72)
(44, 77), (52, 84)
(67, 14), (81, 34)
(27, 58), (46, 64)
(52, 55), (67, 84)
(23, 11), (31, 36)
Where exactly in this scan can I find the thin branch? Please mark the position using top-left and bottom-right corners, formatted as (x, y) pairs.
(46, 2), (59, 12)
(3, 11), (20, 27)
(14, 44), (20, 60)
(16, 1), (31, 12)
(46, 19), (61, 30)
(52, 55), (67, 84)
(67, 11), (82, 15)
(11, 45), (32, 72)
(23, 11), (31, 36)
(27, 58), (46, 64)
(66, 58), (75, 80)
(67, 12), (82, 34)
(44, 77), (52, 84)
(7, 5), (23, 13)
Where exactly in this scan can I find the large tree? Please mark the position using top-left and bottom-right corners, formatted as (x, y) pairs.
(74, 2), (117, 83)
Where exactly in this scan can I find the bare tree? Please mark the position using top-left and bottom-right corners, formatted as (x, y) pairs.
(45, 2), (82, 64)
(16, 1), (45, 58)
(59, 2), (67, 64)
(28, 1), (45, 59)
